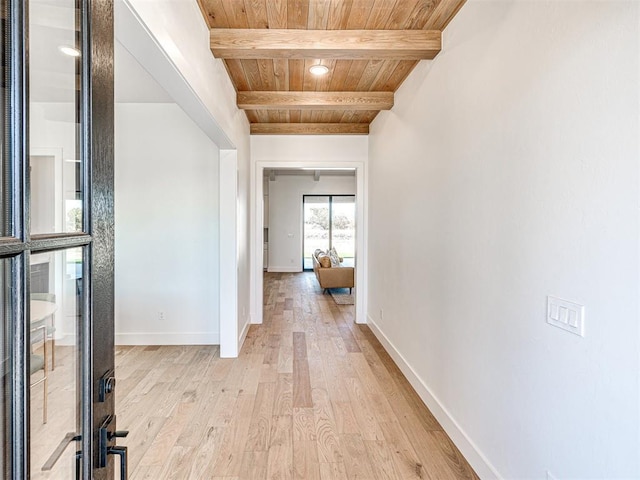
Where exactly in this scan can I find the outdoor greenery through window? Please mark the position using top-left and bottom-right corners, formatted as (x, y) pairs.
(303, 195), (355, 270)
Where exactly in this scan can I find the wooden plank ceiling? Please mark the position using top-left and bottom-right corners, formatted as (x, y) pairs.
(197, 0), (467, 135)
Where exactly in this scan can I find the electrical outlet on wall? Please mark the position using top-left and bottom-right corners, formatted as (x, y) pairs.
(158, 311), (165, 321)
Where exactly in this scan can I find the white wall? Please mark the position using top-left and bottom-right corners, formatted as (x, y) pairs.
(117, 0), (252, 352)
(29, 104), (78, 342)
(116, 0), (245, 149)
(251, 135), (369, 164)
(267, 175), (356, 272)
(30, 103), (77, 235)
(115, 103), (220, 344)
(368, 2), (640, 479)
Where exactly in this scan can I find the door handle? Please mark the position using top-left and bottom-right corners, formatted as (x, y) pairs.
(75, 451), (82, 480)
(41, 432), (81, 471)
(98, 414), (129, 477)
(107, 445), (128, 479)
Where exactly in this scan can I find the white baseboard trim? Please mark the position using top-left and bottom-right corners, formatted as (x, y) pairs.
(250, 312), (262, 325)
(367, 315), (502, 480)
(115, 331), (219, 346)
(238, 319), (250, 352)
(267, 266), (302, 273)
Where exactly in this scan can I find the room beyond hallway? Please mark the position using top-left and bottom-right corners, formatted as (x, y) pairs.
(115, 272), (477, 479)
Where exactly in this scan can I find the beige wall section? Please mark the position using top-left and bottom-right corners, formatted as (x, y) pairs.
(368, 1), (639, 479)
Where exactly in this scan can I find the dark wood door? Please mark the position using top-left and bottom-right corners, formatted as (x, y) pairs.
(0, 1), (119, 478)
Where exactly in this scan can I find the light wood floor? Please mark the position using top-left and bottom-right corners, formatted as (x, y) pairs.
(116, 272), (478, 479)
(31, 345), (79, 479)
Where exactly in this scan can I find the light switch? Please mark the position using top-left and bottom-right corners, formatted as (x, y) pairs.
(559, 306), (568, 324)
(547, 296), (585, 337)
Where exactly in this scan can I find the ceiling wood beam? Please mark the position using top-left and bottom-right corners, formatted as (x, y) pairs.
(238, 91), (393, 111)
(250, 123), (369, 135)
(211, 29), (441, 60)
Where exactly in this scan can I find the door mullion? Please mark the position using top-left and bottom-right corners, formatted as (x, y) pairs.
(10, 254), (28, 480)
(8, 0), (29, 477)
(9, 0), (27, 246)
(79, 0), (93, 475)
(80, 245), (92, 478)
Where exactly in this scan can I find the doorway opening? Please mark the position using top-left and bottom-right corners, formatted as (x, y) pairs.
(254, 162), (367, 326)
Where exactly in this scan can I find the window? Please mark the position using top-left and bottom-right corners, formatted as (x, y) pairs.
(303, 195), (355, 270)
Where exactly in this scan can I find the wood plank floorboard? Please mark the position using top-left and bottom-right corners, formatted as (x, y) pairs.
(116, 272), (478, 479)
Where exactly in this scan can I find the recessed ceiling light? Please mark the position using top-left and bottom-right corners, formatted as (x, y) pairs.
(309, 64), (329, 76)
(59, 45), (80, 57)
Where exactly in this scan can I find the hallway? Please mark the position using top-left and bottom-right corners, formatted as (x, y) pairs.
(116, 272), (478, 479)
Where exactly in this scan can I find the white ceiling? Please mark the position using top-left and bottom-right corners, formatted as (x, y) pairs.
(29, 1), (77, 103)
(30, 0), (232, 147)
(29, 0), (173, 105)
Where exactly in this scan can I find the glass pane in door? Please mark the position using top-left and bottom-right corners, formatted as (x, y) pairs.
(30, 247), (83, 478)
(29, 0), (83, 235)
(331, 196), (356, 267)
(303, 196), (330, 270)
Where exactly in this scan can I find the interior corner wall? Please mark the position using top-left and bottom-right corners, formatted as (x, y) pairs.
(267, 175), (356, 272)
(367, 1), (639, 479)
(115, 103), (220, 345)
(119, 0), (252, 353)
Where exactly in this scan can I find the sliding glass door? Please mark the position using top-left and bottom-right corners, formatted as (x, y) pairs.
(303, 195), (355, 270)
(303, 196), (330, 269)
(330, 196), (356, 267)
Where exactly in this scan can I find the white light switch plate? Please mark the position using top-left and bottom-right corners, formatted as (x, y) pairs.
(547, 296), (585, 337)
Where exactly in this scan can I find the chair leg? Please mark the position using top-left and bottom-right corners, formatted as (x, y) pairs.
(43, 336), (48, 424)
(50, 314), (55, 370)
(43, 376), (48, 424)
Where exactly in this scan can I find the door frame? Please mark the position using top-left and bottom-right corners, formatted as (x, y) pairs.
(86, 1), (116, 478)
(251, 161), (368, 327)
